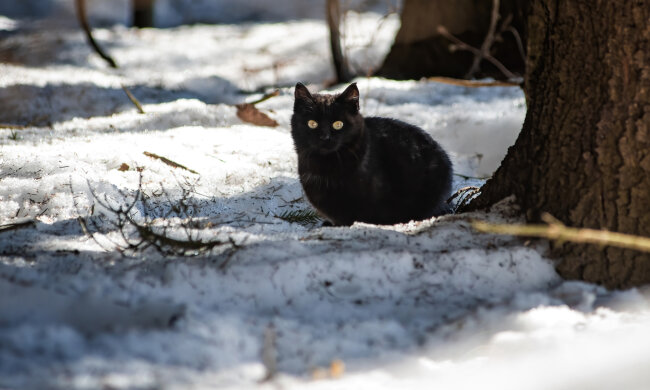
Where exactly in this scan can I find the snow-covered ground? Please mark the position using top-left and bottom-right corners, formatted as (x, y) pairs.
(1, 6), (650, 390)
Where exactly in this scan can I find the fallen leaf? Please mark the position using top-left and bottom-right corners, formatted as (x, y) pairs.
(118, 163), (130, 171)
(236, 103), (278, 127)
(330, 359), (345, 378)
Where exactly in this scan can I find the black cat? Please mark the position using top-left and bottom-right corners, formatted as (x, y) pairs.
(291, 82), (452, 226)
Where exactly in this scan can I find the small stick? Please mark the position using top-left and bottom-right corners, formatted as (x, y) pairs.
(437, 25), (516, 80)
(473, 213), (650, 253)
(248, 90), (280, 106)
(0, 219), (36, 233)
(428, 76), (521, 88)
(0, 123), (26, 130)
(466, 0), (501, 78)
(75, 0), (118, 68)
(122, 85), (145, 113)
(506, 26), (526, 65)
(143, 151), (199, 175)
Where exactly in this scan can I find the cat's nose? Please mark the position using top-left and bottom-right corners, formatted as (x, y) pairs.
(319, 133), (331, 141)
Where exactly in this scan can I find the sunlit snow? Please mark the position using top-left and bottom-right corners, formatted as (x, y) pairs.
(0, 3), (649, 390)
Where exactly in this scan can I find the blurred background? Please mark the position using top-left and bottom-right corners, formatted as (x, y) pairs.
(0, 0), (397, 28)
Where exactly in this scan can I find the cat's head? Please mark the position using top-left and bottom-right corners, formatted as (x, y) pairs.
(291, 82), (364, 155)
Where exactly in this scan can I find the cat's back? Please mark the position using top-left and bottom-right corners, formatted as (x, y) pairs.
(362, 115), (452, 215)
(363, 116), (448, 159)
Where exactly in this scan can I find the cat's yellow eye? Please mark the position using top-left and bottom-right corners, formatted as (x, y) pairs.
(332, 121), (344, 130)
(308, 120), (318, 129)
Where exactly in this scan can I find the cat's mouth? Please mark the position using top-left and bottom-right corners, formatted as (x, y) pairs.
(317, 144), (340, 154)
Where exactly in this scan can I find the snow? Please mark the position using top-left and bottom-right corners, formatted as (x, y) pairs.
(1, 4), (650, 390)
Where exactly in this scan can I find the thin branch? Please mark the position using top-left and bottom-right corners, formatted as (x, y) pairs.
(506, 26), (526, 65)
(75, 0), (118, 68)
(122, 85), (145, 113)
(428, 76), (522, 88)
(466, 0), (501, 78)
(437, 25), (516, 80)
(0, 219), (36, 233)
(143, 151), (199, 175)
(0, 123), (26, 130)
(249, 90), (280, 106)
(79, 174), (228, 257)
(77, 216), (112, 252)
(473, 213), (650, 253)
(125, 214), (223, 253)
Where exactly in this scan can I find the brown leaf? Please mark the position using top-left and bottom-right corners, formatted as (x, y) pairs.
(118, 163), (130, 171)
(236, 103), (278, 127)
(329, 359), (345, 378)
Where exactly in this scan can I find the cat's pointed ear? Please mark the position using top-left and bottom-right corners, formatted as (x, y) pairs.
(337, 83), (359, 111)
(294, 82), (313, 102)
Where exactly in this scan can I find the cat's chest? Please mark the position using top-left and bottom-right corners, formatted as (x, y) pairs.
(299, 170), (366, 192)
(299, 165), (384, 203)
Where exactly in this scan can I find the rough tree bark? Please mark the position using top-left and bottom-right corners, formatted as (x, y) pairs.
(467, 0), (650, 288)
(377, 0), (527, 79)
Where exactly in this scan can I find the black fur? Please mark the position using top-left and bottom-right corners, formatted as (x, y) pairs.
(291, 82), (452, 226)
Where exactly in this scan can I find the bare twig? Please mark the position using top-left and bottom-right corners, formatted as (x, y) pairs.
(75, 0), (118, 68)
(77, 174), (228, 257)
(0, 219), (36, 233)
(249, 90), (280, 106)
(77, 216), (114, 252)
(122, 85), (145, 114)
(437, 25), (516, 80)
(0, 123), (26, 130)
(143, 151), (199, 175)
(473, 213), (650, 253)
(428, 76), (522, 88)
(506, 25), (526, 65)
(466, 0), (501, 78)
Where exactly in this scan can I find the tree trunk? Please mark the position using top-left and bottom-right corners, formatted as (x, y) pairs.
(467, 0), (650, 288)
(326, 0), (352, 83)
(377, 0), (527, 80)
(132, 0), (154, 28)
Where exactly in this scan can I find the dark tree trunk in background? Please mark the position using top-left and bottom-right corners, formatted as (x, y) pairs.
(326, 0), (352, 83)
(377, 0), (527, 80)
(132, 0), (154, 28)
(467, 1), (650, 288)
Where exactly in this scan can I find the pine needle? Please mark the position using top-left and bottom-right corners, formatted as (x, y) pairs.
(276, 209), (321, 225)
